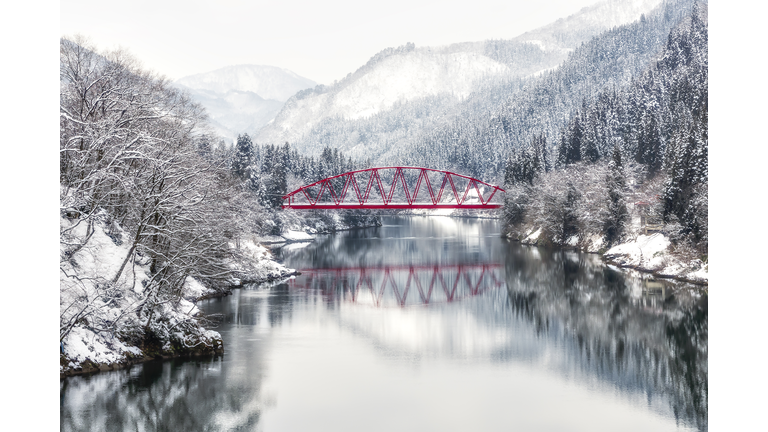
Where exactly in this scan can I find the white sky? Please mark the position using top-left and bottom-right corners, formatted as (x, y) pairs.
(61, 0), (598, 84)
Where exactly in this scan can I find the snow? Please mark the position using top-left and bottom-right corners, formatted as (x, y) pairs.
(523, 228), (542, 244)
(606, 233), (670, 267)
(334, 51), (509, 120)
(60, 209), (224, 373)
(229, 239), (296, 284)
(61, 205), (305, 374)
(175, 64), (316, 102)
(254, 0), (666, 161)
(281, 230), (314, 242)
(64, 327), (141, 367)
(174, 65), (316, 142)
(585, 234), (605, 253)
(605, 233), (707, 283)
(183, 276), (209, 300)
(257, 48), (509, 145)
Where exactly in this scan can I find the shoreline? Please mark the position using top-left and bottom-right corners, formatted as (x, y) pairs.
(60, 269), (300, 380)
(60, 221), (369, 380)
(60, 347), (223, 379)
(507, 234), (708, 287)
(62, 218), (704, 380)
(600, 256), (708, 286)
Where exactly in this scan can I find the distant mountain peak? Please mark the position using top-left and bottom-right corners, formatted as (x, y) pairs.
(175, 64), (316, 102)
(174, 65), (317, 142)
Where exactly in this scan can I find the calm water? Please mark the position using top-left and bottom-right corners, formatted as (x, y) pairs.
(60, 216), (707, 431)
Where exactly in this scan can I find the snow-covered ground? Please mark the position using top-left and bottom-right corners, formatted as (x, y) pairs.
(255, 210), (382, 245)
(604, 233), (708, 284)
(59, 211), (223, 376)
(227, 239), (297, 286)
(60, 206), (298, 376)
(516, 225), (707, 285)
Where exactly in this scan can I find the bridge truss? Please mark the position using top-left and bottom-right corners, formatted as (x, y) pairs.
(282, 167), (505, 210)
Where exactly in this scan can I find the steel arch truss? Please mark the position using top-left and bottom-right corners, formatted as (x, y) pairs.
(282, 167), (505, 209)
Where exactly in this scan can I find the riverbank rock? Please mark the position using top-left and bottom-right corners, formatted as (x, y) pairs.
(60, 328), (223, 378)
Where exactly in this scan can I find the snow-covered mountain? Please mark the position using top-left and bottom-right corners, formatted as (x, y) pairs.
(174, 65), (316, 142)
(514, 0), (662, 50)
(254, 0), (662, 158)
(255, 44), (510, 146)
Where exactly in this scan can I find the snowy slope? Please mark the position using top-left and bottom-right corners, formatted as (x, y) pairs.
(174, 65), (316, 142)
(255, 0), (664, 155)
(514, 0), (662, 50)
(176, 64), (316, 102)
(177, 85), (284, 140)
(257, 48), (509, 145)
(60, 210), (223, 374)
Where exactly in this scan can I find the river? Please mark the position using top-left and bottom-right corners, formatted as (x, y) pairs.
(60, 216), (707, 431)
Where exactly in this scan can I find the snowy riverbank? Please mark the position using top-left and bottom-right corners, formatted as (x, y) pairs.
(515, 226), (707, 285)
(255, 211), (382, 245)
(59, 211), (297, 378)
(602, 233), (708, 285)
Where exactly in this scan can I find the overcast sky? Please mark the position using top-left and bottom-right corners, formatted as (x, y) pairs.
(60, 0), (598, 84)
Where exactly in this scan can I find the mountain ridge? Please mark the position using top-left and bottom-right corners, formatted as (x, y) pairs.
(174, 64), (316, 142)
(254, 0), (665, 156)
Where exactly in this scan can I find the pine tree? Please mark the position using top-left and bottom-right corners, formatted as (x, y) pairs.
(556, 116), (583, 166)
(581, 108), (601, 163)
(662, 110), (707, 243)
(638, 113), (664, 176)
(232, 134), (254, 180)
(603, 144), (628, 244)
(265, 160), (287, 209)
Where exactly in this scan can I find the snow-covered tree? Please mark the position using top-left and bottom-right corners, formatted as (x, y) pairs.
(602, 144), (629, 244)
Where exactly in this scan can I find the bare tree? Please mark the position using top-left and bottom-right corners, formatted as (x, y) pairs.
(60, 37), (240, 341)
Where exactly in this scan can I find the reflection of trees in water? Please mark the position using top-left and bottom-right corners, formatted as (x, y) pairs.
(61, 220), (706, 431)
(60, 290), (281, 432)
(503, 243), (707, 430)
(60, 357), (260, 432)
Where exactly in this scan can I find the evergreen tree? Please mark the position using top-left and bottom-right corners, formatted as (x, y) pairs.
(557, 116), (584, 166)
(581, 108), (601, 163)
(662, 110), (707, 243)
(637, 113), (664, 176)
(603, 144), (628, 244)
(232, 134), (254, 180)
(265, 159), (287, 209)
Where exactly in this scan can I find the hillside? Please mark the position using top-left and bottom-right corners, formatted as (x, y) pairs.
(254, 0), (664, 160)
(175, 65), (316, 142)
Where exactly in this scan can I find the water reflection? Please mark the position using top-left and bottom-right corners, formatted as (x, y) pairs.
(59, 356), (262, 431)
(289, 264), (504, 307)
(502, 244), (707, 430)
(60, 217), (706, 431)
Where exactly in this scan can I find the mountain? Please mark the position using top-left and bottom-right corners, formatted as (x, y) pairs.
(254, 0), (663, 159)
(174, 65), (316, 142)
(403, 0), (698, 182)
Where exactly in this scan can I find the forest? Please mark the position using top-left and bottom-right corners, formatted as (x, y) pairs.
(58, 37), (374, 367)
(501, 3), (707, 257)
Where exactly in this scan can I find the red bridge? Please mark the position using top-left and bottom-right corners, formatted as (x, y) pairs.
(288, 264), (505, 307)
(282, 167), (505, 209)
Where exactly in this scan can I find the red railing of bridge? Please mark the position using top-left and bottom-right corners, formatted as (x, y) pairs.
(288, 264), (505, 307)
(282, 167), (505, 209)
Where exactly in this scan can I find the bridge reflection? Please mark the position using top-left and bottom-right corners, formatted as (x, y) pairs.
(289, 264), (504, 307)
